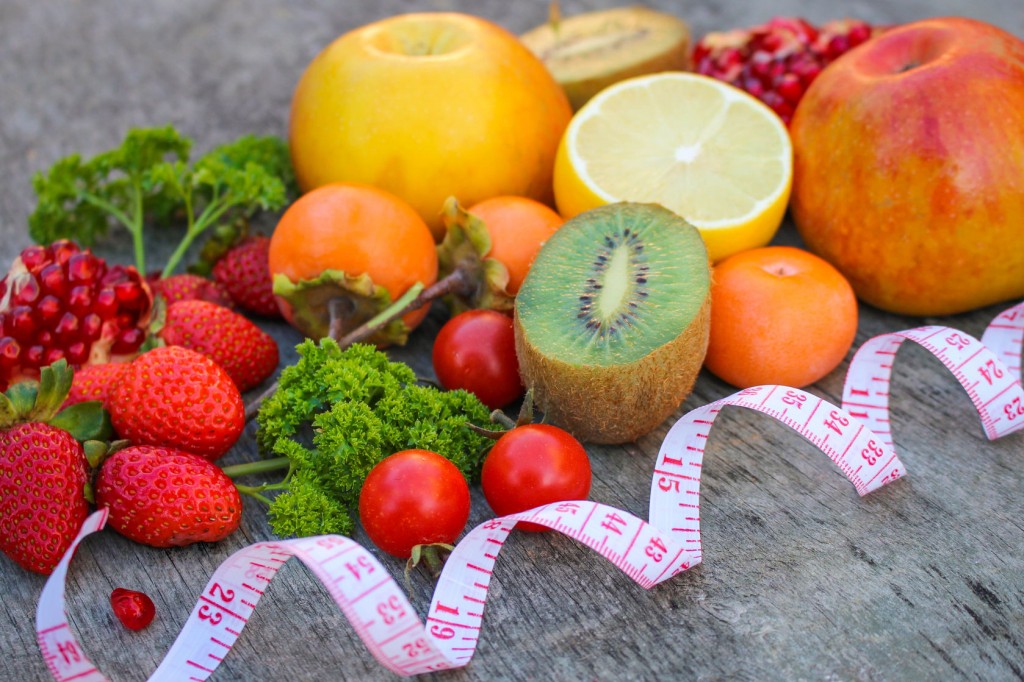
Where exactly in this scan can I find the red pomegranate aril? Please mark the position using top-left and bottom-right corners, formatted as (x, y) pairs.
(54, 313), (80, 343)
(20, 245), (49, 273)
(36, 330), (54, 346)
(67, 285), (93, 316)
(94, 288), (119, 319)
(113, 280), (144, 309)
(67, 253), (100, 283)
(777, 74), (803, 103)
(39, 264), (68, 298)
(37, 296), (63, 328)
(82, 314), (103, 341)
(51, 240), (80, 266)
(24, 345), (44, 368)
(13, 278), (40, 305)
(66, 341), (89, 365)
(0, 338), (19, 367)
(110, 327), (145, 354)
(9, 307), (36, 342)
(44, 347), (65, 365)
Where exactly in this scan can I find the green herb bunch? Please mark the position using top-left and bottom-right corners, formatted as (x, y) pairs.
(248, 340), (496, 538)
(29, 125), (297, 277)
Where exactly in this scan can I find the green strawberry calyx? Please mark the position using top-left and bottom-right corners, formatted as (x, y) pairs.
(0, 359), (112, 442)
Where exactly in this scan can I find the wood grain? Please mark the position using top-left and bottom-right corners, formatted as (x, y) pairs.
(1, 1), (1022, 680)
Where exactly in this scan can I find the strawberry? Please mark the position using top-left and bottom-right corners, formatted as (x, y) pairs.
(63, 361), (128, 408)
(159, 300), (278, 392)
(107, 346), (244, 460)
(0, 360), (108, 574)
(148, 273), (233, 308)
(212, 236), (281, 317)
(95, 445), (242, 548)
(110, 588), (156, 631)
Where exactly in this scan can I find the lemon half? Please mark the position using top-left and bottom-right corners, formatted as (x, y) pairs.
(553, 72), (793, 262)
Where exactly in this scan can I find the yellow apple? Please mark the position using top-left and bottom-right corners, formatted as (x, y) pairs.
(289, 13), (573, 240)
(790, 17), (1024, 316)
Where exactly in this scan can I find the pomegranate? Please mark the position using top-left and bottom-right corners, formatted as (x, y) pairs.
(693, 17), (878, 125)
(0, 240), (153, 388)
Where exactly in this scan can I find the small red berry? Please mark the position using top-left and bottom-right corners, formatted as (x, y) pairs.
(110, 588), (156, 631)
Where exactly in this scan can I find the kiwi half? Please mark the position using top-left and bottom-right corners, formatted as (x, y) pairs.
(514, 202), (710, 444)
(521, 6), (692, 111)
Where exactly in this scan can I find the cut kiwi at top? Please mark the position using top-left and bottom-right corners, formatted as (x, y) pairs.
(521, 6), (692, 111)
(514, 202), (710, 444)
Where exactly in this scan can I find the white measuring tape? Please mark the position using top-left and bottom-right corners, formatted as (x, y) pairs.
(36, 301), (1024, 680)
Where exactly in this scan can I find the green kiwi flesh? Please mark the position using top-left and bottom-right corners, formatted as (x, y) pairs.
(521, 6), (692, 111)
(514, 202), (710, 444)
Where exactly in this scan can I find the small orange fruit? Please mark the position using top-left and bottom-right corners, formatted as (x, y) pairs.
(268, 184), (438, 342)
(704, 246), (857, 388)
(465, 196), (564, 295)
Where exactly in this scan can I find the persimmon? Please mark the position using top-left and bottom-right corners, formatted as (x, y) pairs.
(268, 183), (437, 344)
(436, 195), (564, 312)
(465, 196), (564, 295)
(704, 246), (858, 389)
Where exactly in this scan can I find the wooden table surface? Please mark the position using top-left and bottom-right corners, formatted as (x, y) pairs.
(2, 1), (1023, 680)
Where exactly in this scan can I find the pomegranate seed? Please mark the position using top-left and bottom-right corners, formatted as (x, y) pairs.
(67, 253), (100, 283)
(51, 240), (80, 266)
(66, 341), (89, 366)
(36, 330), (54, 346)
(44, 347), (65, 366)
(777, 74), (804, 103)
(82, 313), (103, 341)
(110, 588), (156, 631)
(13, 276), (40, 305)
(20, 245), (49, 272)
(67, 285), (93, 317)
(94, 288), (119, 319)
(39, 265), (68, 298)
(0, 338), (20, 367)
(37, 295), (63, 328)
(24, 345), (45, 368)
(54, 313), (80, 343)
(110, 327), (145, 354)
(9, 306), (36, 342)
(114, 280), (143, 309)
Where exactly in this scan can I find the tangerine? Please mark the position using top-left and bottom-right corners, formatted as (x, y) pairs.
(704, 246), (857, 388)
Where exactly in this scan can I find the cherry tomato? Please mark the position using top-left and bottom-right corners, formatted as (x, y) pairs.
(481, 424), (591, 532)
(358, 449), (470, 559)
(432, 309), (523, 409)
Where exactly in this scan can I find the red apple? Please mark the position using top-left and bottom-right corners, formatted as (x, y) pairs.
(790, 17), (1024, 316)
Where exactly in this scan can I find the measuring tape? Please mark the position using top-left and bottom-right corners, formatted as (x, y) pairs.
(35, 301), (1024, 680)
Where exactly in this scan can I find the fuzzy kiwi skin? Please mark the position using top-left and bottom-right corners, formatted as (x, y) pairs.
(514, 293), (710, 445)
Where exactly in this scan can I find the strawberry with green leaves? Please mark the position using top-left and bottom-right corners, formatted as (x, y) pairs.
(96, 445), (242, 547)
(0, 360), (109, 574)
(158, 299), (278, 392)
(107, 345), (244, 460)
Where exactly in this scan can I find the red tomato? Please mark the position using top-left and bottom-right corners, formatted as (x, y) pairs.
(481, 424), (591, 532)
(358, 450), (471, 558)
(432, 309), (523, 410)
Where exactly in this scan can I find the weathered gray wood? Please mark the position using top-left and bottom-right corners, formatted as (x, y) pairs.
(1, 1), (1023, 680)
